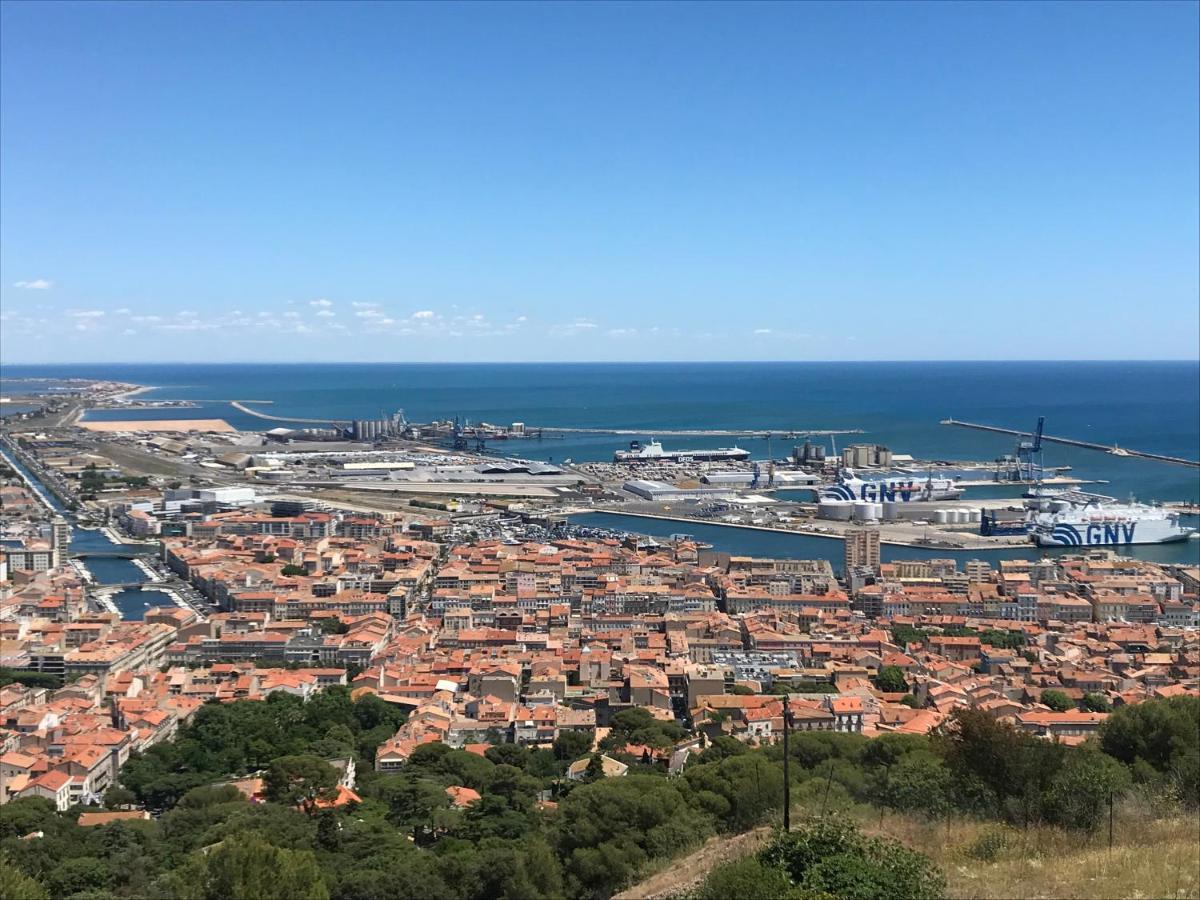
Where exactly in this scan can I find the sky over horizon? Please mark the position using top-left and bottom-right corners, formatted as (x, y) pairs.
(1, 1), (1198, 364)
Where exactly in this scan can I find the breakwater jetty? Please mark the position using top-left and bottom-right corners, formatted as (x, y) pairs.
(941, 419), (1199, 469)
(230, 401), (351, 427)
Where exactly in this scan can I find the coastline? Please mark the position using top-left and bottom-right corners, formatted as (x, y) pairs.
(111, 384), (157, 400)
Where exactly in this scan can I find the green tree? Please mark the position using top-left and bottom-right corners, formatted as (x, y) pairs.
(102, 786), (137, 809)
(729, 684), (756, 696)
(583, 754), (605, 783)
(1100, 695), (1200, 787)
(1045, 748), (1131, 831)
(1041, 690), (1074, 712)
(264, 755), (338, 815)
(281, 564), (308, 576)
(44, 857), (111, 898)
(0, 851), (48, 900)
(936, 708), (1066, 823)
(874, 665), (908, 694)
(167, 835), (329, 900)
(871, 751), (952, 817)
(1082, 693), (1111, 713)
(485, 743), (528, 769)
(553, 730), (593, 762)
(557, 775), (712, 898)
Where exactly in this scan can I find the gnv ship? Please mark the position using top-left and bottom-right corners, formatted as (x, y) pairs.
(820, 469), (964, 503)
(1030, 493), (1195, 546)
(614, 440), (750, 463)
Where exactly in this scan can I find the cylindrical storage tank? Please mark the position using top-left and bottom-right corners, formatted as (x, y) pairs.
(881, 500), (901, 521)
(969, 508), (981, 523)
(935, 509), (950, 525)
(818, 501), (854, 521)
(851, 501), (872, 521)
(958, 509), (970, 524)
(951, 509), (966, 524)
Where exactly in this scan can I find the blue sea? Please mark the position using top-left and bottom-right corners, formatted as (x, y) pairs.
(3, 361), (1197, 565)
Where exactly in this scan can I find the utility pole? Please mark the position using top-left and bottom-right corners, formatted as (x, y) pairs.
(1108, 790), (1114, 854)
(782, 693), (792, 833)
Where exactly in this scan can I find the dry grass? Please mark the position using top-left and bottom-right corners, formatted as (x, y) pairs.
(618, 798), (1199, 900)
(871, 811), (1200, 900)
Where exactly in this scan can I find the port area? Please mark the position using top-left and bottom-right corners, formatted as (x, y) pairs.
(582, 497), (1039, 550)
(7, 384), (1193, 555)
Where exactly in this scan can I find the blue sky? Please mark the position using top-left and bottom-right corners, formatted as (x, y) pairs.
(1, 1), (1197, 363)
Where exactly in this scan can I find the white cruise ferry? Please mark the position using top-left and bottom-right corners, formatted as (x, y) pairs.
(820, 469), (964, 503)
(613, 440), (750, 463)
(1030, 492), (1195, 546)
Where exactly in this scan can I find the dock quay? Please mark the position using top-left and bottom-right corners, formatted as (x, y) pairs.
(941, 419), (1200, 469)
(230, 400), (351, 427)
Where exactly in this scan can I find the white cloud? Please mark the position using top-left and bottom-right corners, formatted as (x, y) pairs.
(282, 311), (300, 319)
(356, 308), (386, 319)
(351, 301), (379, 309)
(315, 309), (335, 318)
(516, 315), (528, 323)
(310, 298), (333, 308)
(551, 319), (598, 337)
(113, 307), (131, 315)
(753, 328), (773, 335)
(132, 315), (162, 324)
(607, 328), (638, 337)
(122, 328), (137, 336)
(13, 279), (52, 290)
(70, 310), (106, 318)
(412, 309), (435, 319)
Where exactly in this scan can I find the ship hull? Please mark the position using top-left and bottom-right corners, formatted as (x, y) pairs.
(615, 449), (751, 462)
(1032, 520), (1194, 546)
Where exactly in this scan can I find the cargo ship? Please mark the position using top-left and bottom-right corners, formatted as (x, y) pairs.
(1029, 492), (1195, 546)
(613, 439), (750, 463)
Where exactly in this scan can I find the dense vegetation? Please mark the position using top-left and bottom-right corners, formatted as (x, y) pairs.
(0, 692), (1193, 899)
(0, 667), (62, 690)
(694, 818), (945, 900)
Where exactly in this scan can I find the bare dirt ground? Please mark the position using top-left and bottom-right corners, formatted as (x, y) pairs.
(612, 826), (772, 900)
(79, 418), (235, 433)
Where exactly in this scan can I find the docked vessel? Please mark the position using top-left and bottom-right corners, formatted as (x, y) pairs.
(613, 440), (750, 463)
(1029, 492), (1195, 546)
(820, 469), (964, 503)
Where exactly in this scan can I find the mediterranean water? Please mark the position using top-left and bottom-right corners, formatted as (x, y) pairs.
(4, 361), (1197, 566)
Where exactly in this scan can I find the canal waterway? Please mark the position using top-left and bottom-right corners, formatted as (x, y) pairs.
(0, 443), (160, 619)
(569, 511), (1200, 571)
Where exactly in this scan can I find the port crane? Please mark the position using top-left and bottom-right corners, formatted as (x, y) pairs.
(1016, 416), (1045, 482)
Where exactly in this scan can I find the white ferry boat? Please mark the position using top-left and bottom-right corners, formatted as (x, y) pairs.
(1030, 492), (1195, 546)
(614, 440), (750, 463)
(820, 469), (964, 503)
